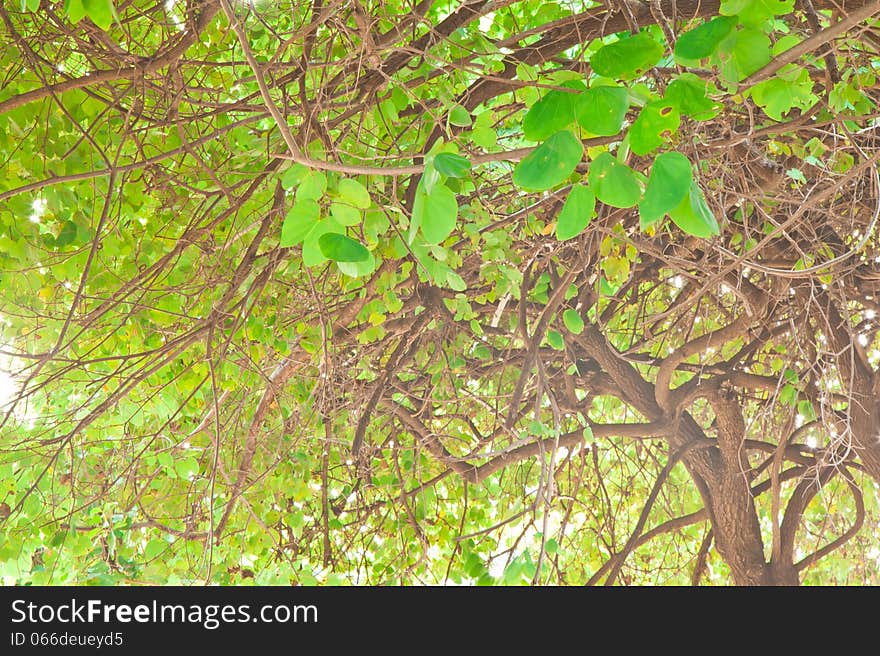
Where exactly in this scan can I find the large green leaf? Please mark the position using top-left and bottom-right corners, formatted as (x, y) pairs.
(588, 153), (642, 209)
(280, 200), (321, 246)
(523, 89), (578, 141)
(674, 16), (737, 60)
(575, 86), (629, 137)
(639, 152), (693, 229)
(513, 130), (583, 192)
(414, 182), (458, 244)
(318, 233), (371, 262)
(669, 182), (720, 237)
(555, 184), (596, 241)
(629, 102), (680, 156)
(591, 32), (664, 79)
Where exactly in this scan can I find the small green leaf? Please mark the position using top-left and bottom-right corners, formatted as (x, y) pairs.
(65, 0), (87, 23)
(174, 456), (199, 480)
(639, 152), (693, 228)
(281, 163), (308, 189)
(628, 101), (680, 156)
(55, 220), (78, 248)
(669, 182), (720, 238)
(555, 184), (596, 240)
(297, 170), (327, 201)
(414, 182), (458, 244)
(82, 0), (114, 30)
(280, 200), (321, 246)
(144, 539), (167, 560)
(562, 309), (585, 334)
(674, 16), (737, 60)
(513, 130), (583, 192)
(330, 202), (361, 226)
(546, 330), (564, 350)
(721, 0), (794, 27)
(575, 86), (629, 136)
(591, 32), (664, 79)
(433, 153), (472, 178)
(337, 178), (371, 209)
(588, 152), (642, 208)
(523, 89), (578, 141)
(664, 74), (721, 121)
(25, 0), (40, 10)
(318, 233), (370, 262)
(449, 104), (472, 127)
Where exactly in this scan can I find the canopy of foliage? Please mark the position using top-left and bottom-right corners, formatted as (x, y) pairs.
(1, 0), (880, 585)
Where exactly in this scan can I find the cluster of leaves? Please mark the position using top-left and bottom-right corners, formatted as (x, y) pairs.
(1, 0), (880, 586)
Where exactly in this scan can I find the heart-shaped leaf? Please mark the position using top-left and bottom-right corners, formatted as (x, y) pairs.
(523, 89), (578, 141)
(588, 152), (641, 208)
(337, 178), (371, 209)
(513, 130), (583, 192)
(669, 182), (720, 238)
(664, 74), (721, 121)
(280, 200), (321, 246)
(556, 184), (596, 240)
(576, 86), (629, 136)
(318, 233), (371, 262)
(591, 32), (664, 79)
(674, 16), (737, 60)
(639, 152), (693, 228)
(629, 102), (680, 156)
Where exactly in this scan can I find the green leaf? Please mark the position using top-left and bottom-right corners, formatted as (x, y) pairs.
(174, 456), (199, 480)
(575, 86), (629, 136)
(337, 178), (371, 209)
(330, 202), (361, 227)
(588, 152), (641, 208)
(669, 182), (720, 238)
(513, 130), (583, 192)
(144, 539), (167, 560)
(280, 200), (321, 246)
(562, 309), (585, 334)
(318, 233), (370, 262)
(591, 32), (664, 79)
(414, 182), (458, 244)
(523, 89), (578, 141)
(82, 0), (114, 30)
(65, 0), (87, 23)
(664, 74), (721, 121)
(55, 220), (78, 248)
(629, 101), (680, 156)
(731, 28), (772, 79)
(449, 104), (472, 127)
(674, 16), (737, 60)
(433, 153), (472, 178)
(750, 69), (815, 120)
(721, 0), (794, 27)
(555, 184), (596, 240)
(25, 0), (40, 10)
(546, 330), (564, 350)
(297, 170), (327, 201)
(639, 152), (693, 229)
(281, 163), (308, 189)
